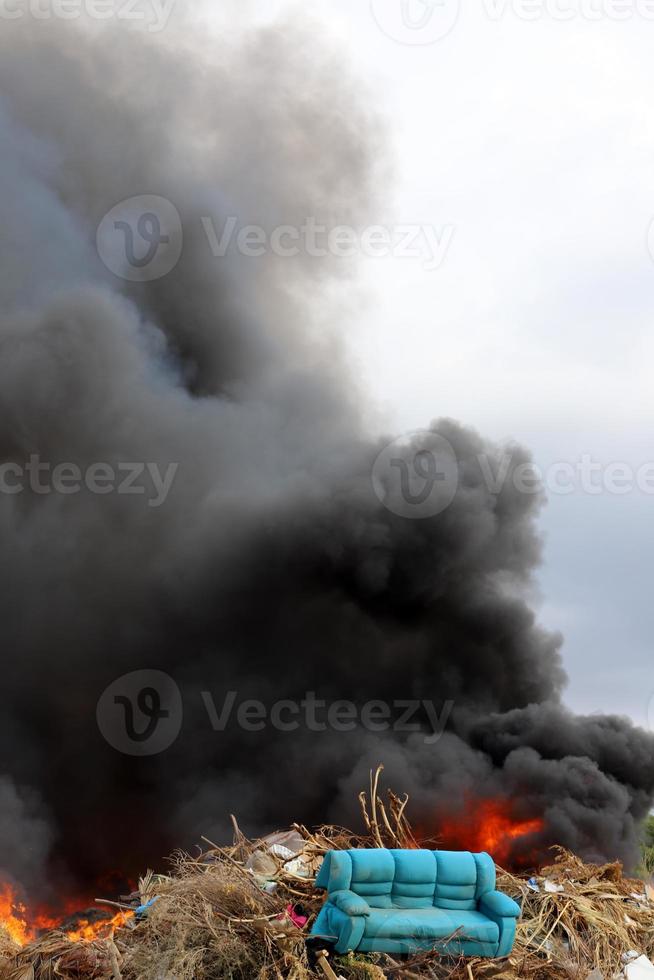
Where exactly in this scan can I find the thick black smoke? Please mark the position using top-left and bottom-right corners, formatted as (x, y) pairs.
(0, 10), (653, 901)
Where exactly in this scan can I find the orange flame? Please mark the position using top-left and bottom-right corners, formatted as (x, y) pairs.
(0, 883), (32, 946)
(64, 910), (134, 943)
(0, 882), (133, 947)
(419, 798), (545, 868)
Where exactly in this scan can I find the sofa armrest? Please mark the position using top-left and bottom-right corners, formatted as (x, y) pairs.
(329, 889), (371, 916)
(479, 890), (521, 919)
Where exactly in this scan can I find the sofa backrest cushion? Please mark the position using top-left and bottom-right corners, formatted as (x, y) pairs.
(316, 849), (496, 912)
(472, 851), (496, 898)
(432, 851), (495, 910)
(315, 849), (353, 893)
(349, 848), (395, 908)
(433, 851), (477, 910)
(389, 849), (438, 908)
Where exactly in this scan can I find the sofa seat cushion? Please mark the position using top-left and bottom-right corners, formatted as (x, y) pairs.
(363, 908), (499, 945)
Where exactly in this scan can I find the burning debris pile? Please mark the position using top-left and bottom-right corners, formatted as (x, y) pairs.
(2, 4), (654, 907)
(0, 10), (651, 980)
(1, 773), (654, 980)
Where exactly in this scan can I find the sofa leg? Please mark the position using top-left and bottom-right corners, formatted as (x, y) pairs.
(315, 949), (346, 980)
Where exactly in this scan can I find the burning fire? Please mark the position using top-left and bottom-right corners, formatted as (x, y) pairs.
(421, 798), (545, 868)
(64, 910), (134, 943)
(0, 882), (133, 947)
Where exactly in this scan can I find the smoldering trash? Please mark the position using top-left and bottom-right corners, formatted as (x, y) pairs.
(1, 772), (654, 980)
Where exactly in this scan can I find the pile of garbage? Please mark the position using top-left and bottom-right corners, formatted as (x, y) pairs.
(0, 820), (351, 980)
(1, 770), (654, 979)
(487, 848), (654, 980)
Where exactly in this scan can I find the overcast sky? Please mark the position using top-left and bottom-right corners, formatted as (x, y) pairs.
(193, 1), (654, 727)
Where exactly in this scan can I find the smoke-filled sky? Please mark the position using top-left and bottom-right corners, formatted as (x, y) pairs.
(240, 0), (654, 728)
(1, 0), (654, 900)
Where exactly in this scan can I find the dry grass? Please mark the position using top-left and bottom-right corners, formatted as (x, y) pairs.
(119, 849), (314, 980)
(0, 929), (20, 963)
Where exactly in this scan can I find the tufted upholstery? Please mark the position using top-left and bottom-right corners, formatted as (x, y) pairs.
(311, 848), (520, 958)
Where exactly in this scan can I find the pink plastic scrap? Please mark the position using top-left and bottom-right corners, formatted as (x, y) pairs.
(278, 903), (308, 929)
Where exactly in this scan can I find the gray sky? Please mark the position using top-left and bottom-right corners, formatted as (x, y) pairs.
(257, 0), (654, 727)
(199, 0), (654, 726)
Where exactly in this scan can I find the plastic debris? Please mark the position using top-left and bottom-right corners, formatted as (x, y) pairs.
(245, 850), (277, 878)
(134, 897), (159, 920)
(261, 829), (306, 856)
(544, 879), (565, 893)
(276, 903), (308, 929)
(284, 855), (313, 878)
(624, 954), (654, 978)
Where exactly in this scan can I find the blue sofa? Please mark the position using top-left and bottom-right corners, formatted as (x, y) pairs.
(311, 848), (521, 957)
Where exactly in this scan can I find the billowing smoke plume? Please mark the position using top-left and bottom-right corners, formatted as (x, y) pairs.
(0, 9), (652, 901)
